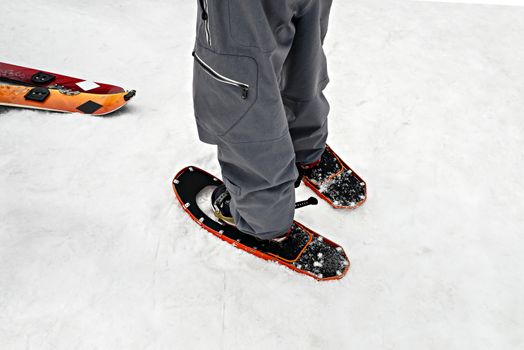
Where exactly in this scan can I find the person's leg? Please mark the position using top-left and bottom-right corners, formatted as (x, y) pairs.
(281, 0), (334, 165)
(192, 0), (298, 239)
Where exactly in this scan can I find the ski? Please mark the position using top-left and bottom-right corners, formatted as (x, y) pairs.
(300, 145), (367, 209)
(0, 83), (135, 116)
(0, 62), (126, 94)
(172, 166), (350, 281)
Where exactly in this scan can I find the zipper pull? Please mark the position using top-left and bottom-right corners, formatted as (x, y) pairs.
(198, 0), (208, 20)
(241, 87), (249, 100)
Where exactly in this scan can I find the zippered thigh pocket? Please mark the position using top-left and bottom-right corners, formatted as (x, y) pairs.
(193, 51), (249, 99)
(192, 48), (257, 137)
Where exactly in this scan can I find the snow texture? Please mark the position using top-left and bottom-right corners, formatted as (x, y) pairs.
(1, 0), (523, 349)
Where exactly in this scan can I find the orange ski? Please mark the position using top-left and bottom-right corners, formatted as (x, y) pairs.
(0, 83), (135, 116)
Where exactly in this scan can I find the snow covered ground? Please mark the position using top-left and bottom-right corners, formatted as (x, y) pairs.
(1, 0), (523, 349)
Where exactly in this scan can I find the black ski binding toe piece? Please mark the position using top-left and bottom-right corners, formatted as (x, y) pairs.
(31, 72), (55, 85)
(24, 87), (50, 102)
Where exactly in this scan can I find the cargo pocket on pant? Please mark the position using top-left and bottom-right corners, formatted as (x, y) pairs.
(192, 47), (258, 140)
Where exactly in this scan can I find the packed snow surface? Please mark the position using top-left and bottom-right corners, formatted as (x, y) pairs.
(1, 0), (523, 349)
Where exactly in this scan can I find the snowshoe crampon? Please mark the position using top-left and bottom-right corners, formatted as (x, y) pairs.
(172, 166), (350, 281)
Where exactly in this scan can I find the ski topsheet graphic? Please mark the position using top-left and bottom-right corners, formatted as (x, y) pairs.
(0, 62), (125, 94)
(172, 166), (350, 281)
(0, 83), (135, 116)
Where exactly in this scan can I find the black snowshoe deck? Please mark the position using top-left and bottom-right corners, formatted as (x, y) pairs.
(172, 166), (350, 281)
(302, 145), (367, 209)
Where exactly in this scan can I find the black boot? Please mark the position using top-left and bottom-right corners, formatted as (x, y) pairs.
(211, 184), (235, 226)
(211, 184), (292, 241)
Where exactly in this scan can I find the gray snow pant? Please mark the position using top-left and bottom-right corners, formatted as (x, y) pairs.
(192, 0), (332, 239)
